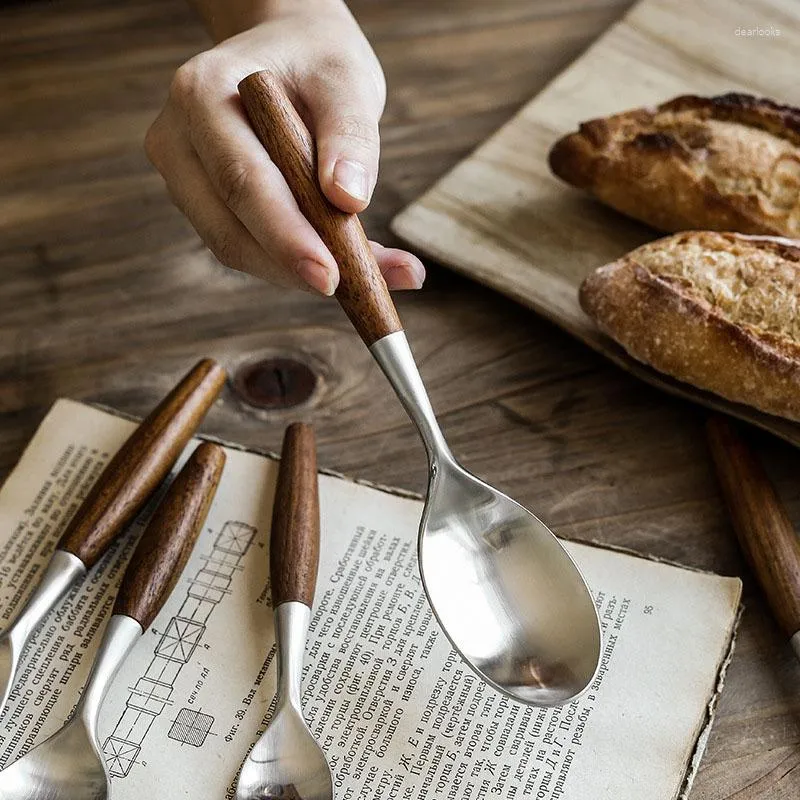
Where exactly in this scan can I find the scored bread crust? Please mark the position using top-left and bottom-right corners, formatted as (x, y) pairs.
(579, 231), (800, 421)
(550, 93), (800, 238)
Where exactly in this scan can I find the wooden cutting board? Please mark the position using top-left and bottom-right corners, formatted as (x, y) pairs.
(391, 0), (800, 448)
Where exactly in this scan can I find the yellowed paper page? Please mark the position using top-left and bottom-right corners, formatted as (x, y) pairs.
(0, 400), (741, 798)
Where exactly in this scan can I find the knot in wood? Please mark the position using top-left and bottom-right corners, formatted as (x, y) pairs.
(233, 358), (318, 410)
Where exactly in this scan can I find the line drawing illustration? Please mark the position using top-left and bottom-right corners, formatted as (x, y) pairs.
(168, 708), (215, 747)
(103, 521), (256, 778)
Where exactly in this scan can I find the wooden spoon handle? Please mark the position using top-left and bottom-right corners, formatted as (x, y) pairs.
(57, 359), (226, 568)
(706, 415), (800, 638)
(238, 71), (402, 347)
(270, 423), (320, 608)
(114, 442), (225, 629)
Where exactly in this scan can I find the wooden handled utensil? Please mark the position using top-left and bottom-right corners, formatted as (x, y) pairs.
(238, 75), (400, 347)
(706, 414), (800, 662)
(0, 442), (226, 800)
(58, 358), (226, 567)
(0, 358), (226, 718)
(269, 423), (321, 609)
(238, 72), (601, 706)
(235, 422), (332, 800)
(113, 442), (225, 629)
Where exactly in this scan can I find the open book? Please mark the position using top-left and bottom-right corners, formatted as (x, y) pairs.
(0, 400), (741, 799)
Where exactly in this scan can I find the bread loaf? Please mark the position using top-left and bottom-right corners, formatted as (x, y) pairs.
(579, 231), (800, 421)
(550, 93), (800, 238)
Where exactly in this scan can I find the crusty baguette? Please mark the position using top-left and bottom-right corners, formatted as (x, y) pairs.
(550, 93), (800, 238)
(579, 231), (800, 421)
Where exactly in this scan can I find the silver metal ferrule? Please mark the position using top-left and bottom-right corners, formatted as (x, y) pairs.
(370, 331), (451, 464)
(274, 601), (310, 709)
(791, 630), (800, 664)
(76, 614), (142, 736)
(3, 550), (86, 651)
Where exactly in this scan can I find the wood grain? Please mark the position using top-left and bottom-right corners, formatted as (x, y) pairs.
(239, 72), (402, 346)
(707, 416), (800, 640)
(270, 422), (320, 608)
(57, 358), (226, 567)
(113, 442), (225, 629)
(0, 0), (797, 795)
(391, 0), (800, 449)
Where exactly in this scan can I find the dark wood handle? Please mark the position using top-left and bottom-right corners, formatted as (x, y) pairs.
(238, 71), (402, 347)
(114, 442), (225, 628)
(57, 358), (226, 568)
(270, 423), (320, 608)
(706, 415), (800, 638)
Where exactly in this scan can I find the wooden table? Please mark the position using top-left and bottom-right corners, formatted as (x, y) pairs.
(1, 0), (798, 796)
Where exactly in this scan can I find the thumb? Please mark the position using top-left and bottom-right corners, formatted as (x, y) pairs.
(308, 73), (383, 213)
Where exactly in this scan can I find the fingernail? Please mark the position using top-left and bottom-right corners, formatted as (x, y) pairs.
(408, 258), (426, 287)
(384, 262), (425, 290)
(333, 159), (370, 203)
(296, 259), (336, 296)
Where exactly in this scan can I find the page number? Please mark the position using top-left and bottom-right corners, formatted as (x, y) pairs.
(643, 605), (654, 615)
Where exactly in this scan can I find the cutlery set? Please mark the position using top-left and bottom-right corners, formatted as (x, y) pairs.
(0, 365), (332, 799)
(0, 71), (610, 799)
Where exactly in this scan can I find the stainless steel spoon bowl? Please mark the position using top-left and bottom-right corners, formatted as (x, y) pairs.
(240, 71), (602, 707)
(373, 332), (601, 705)
(235, 603), (332, 800)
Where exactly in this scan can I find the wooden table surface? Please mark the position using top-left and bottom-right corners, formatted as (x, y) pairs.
(1, 0), (798, 796)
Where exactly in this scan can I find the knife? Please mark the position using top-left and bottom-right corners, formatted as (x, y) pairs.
(0, 358), (226, 716)
(706, 414), (800, 663)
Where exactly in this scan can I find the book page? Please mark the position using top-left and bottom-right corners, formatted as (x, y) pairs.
(0, 400), (741, 799)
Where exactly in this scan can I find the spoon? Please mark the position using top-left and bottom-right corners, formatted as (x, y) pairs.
(0, 442), (226, 800)
(235, 423), (332, 800)
(239, 73), (601, 706)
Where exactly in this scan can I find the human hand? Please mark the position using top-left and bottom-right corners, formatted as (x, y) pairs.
(145, 0), (425, 296)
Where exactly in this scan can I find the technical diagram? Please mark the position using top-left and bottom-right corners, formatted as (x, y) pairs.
(168, 708), (215, 747)
(103, 521), (256, 777)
